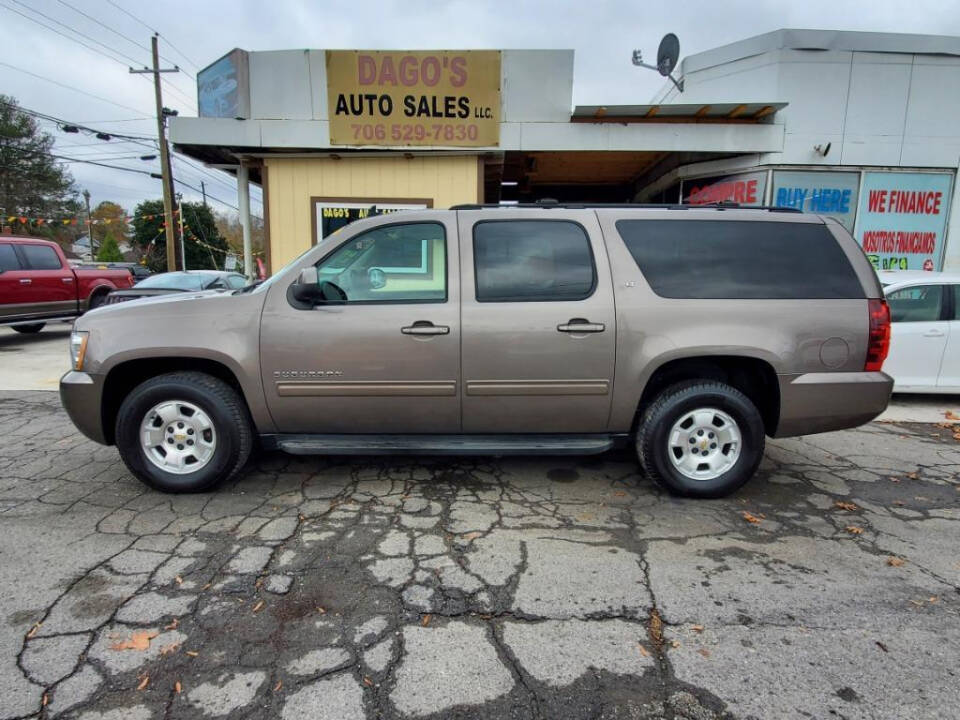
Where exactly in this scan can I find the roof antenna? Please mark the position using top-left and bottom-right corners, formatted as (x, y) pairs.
(632, 33), (684, 92)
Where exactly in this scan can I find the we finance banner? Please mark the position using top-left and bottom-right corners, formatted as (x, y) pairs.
(856, 172), (954, 271)
(326, 51), (501, 147)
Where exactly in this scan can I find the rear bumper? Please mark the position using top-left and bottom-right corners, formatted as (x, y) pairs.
(59, 371), (108, 445)
(774, 371), (893, 438)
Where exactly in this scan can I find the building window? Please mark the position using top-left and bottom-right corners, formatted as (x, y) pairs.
(312, 198), (432, 243)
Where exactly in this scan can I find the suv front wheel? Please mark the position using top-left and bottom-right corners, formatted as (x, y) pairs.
(636, 381), (765, 498)
(115, 371), (253, 493)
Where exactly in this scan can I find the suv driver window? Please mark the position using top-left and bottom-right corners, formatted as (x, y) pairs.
(314, 222), (446, 303)
(886, 285), (944, 323)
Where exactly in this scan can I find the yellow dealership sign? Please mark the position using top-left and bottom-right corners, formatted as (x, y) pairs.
(326, 50), (500, 147)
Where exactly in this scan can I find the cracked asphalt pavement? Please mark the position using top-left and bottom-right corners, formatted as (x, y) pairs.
(0, 390), (958, 720)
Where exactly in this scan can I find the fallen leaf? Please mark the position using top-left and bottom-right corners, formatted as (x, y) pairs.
(25, 622), (41, 639)
(691, 625), (704, 633)
(637, 644), (650, 657)
(892, 500), (905, 506)
(649, 608), (663, 648)
(164, 618), (178, 631)
(137, 675), (150, 691)
(876, 641), (888, 653)
(316, 607), (326, 614)
(671, 640), (681, 648)
(910, 599), (925, 607)
(945, 410), (960, 420)
(201, 583), (212, 591)
(159, 643), (180, 656)
(907, 472), (919, 480)
(255, 578), (264, 589)
(252, 601), (265, 613)
(886, 556), (905, 567)
(833, 501), (858, 512)
(929, 596), (939, 603)
(613, 490), (627, 497)
(185, 651), (199, 658)
(889, 476), (900, 483)
(461, 531), (483, 541)
(42, 693), (48, 707)
(174, 681), (182, 694)
(697, 648), (711, 658)
(742, 511), (762, 525)
(273, 680), (282, 692)
(174, 575), (183, 585)
(421, 614), (432, 627)
(110, 630), (158, 652)
(845, 526), (864, 535)
(363, 676), (374, 687)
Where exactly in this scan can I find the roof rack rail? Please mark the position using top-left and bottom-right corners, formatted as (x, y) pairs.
(449, 201), (802, 213)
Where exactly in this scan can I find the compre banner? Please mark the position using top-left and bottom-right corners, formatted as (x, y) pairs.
(856, 172), (953, 271)
(326, 51), (501, 147)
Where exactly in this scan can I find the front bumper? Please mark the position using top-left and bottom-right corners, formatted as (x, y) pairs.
(59, 370), (108, 445)
(774, 371), (893, 438)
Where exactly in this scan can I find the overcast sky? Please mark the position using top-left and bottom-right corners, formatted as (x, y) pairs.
(4, 0), (960, 219)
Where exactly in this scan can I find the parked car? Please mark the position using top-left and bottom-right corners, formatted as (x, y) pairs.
(60, 205), (892, 497)
(102, 270), (249, 305)
(0, 235), (135, 333)
(878, 270), (960, 393)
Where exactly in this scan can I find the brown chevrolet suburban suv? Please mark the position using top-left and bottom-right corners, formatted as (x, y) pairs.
(60, 205), (893, 497)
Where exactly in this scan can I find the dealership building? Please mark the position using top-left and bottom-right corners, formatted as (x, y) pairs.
(169, 29), (960, 276)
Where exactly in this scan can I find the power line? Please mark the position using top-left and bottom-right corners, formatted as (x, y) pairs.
(54, 0), (195, 80)
(104, 0), (203, 72)
(0, 99), (156, 141)
(3, 0), (147, 70)
(3, 145), (159, 176)
(0, 1), (196, 113)
(0, 61), (151, 117)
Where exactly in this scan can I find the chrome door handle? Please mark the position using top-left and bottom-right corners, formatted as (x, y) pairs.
(19, 278), (31, 284)
(62, 277), (73, 283)
(402, 321), (450, 336)
(922, 330), (945, 337)
(558, 318), (605, 333)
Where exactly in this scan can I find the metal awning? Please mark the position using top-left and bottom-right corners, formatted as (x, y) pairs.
(571, 102), (787, 122)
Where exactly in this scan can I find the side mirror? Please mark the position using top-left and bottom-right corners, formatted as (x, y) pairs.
(289, 267), (347, 308)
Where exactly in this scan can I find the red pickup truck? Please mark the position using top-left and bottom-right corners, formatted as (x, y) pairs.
(0, 235), (135, 333)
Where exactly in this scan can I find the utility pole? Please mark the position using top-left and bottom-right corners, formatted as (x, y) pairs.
(82, 189), (92, 260)
(130, 35), (180, 271)
(200, 181), (207, 208)
(176, 192), (186, 271)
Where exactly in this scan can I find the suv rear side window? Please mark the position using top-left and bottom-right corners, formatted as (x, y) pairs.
(20, 244), (62, 270)
(0, 244), (21, 271)
(473, 220), (595, 302)
(615, 219), (864, 299)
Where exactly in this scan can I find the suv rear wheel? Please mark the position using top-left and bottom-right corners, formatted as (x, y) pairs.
(636, 381), (764, 498)
(115, 371), (252, 493)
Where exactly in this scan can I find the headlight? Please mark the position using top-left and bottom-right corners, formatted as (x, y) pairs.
(70, 330), (89, 371)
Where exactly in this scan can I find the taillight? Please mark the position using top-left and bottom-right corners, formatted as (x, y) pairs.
(865, 298), (891, 371)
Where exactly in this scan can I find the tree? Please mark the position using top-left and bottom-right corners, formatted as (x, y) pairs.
(0, 95), (77, 234)
(90, 201), (130, 251)
(214, 209), (264, 259)
(96, 232), (124, 262)
(132, 198), (228, 272)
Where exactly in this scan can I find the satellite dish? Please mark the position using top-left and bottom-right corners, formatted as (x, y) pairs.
(656, 33), (680, 77)
(632, 34), (684, 92)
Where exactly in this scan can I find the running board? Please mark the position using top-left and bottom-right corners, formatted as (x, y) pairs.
(263, 433), (627, 456)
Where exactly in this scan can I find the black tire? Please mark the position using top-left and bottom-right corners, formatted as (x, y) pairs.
(636, 381), (765, 498)
(115, 371), (253, 493)
(12, 323), (45, 334)
(88, 291), (107, 310)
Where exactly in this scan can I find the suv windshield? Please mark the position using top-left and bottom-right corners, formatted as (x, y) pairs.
(135, 273), (215, 290)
